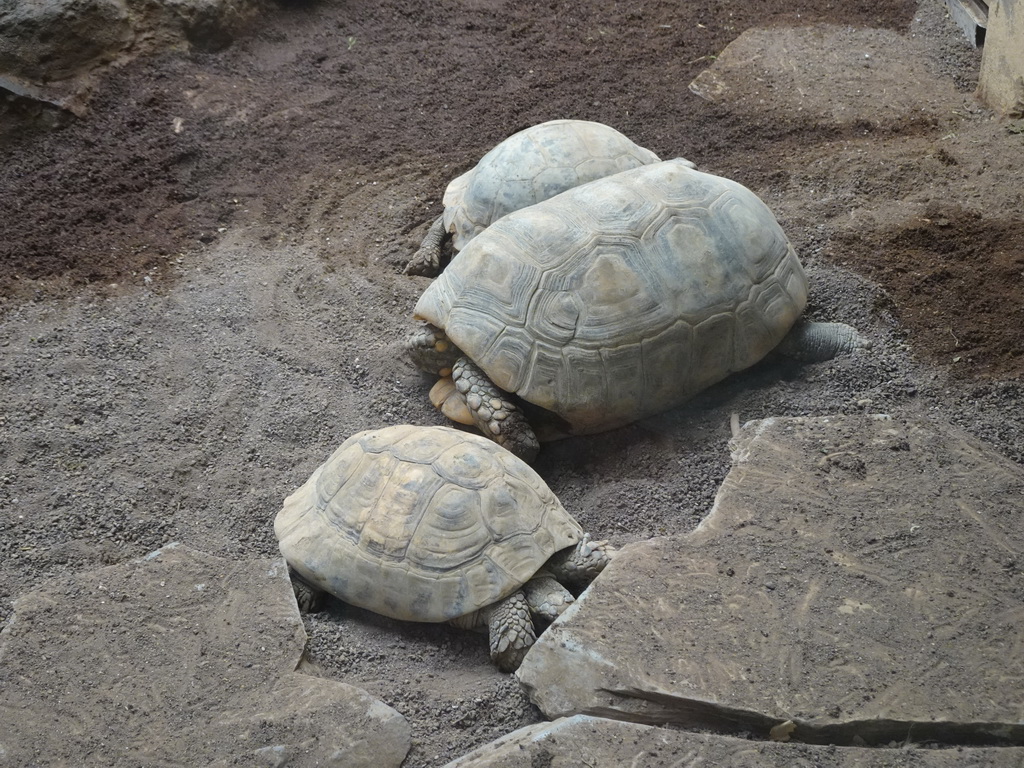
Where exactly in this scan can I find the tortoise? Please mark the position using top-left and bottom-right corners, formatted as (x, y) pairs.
(274, 424), (614, 672)
(407, 158), (868, 462)
(404, 119), (694, 276)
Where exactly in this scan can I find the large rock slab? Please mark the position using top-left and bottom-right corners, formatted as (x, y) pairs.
(0, 544), (411, 767)
(444, 715), (1024, 767)
(688, 25), (962, 127)
(518, 415), (1024, 746)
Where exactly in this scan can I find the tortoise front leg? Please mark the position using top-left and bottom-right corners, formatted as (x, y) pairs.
(484, 590), (536, 672)
(452, 356), (540, 463)
(404, 214), (449, 277)
(521, 573), (575, 622)
(544, 533), (615, 588)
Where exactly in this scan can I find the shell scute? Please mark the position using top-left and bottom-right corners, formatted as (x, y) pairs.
(572, 245), (658, 340)
(386, 425), (455, 464)
(569, 177), (658, 234)
(533, 165), (582, 201)
(431, 440), (502, 490)
(407, 483), (491, 571)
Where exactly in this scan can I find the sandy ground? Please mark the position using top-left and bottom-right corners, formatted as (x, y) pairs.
(1, 0), (1022, 765)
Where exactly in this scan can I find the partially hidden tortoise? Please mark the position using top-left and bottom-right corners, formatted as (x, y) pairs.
(404, 119), (694, 276)
(274, 424), (614, 672)
(407, 158), (868, 462)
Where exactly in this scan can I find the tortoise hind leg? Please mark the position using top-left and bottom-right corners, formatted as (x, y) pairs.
(288, 568), (326, 613)
(452, 357), (540, 463)
(404, 214), (450, 277)
(774, 319), (871, 362)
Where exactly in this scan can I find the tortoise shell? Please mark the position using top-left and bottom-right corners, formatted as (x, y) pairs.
(274, 425), (583, 622)
(442, 119), (661, 251)
(414, 159), (809, 435)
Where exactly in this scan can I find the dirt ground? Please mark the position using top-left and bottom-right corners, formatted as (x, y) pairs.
(1, 0), (1023, 765)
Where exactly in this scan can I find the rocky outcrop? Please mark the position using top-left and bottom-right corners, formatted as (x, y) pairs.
(0, 0), (268, 117)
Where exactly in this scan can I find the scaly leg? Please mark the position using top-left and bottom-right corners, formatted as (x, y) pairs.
(404, 214), (449, 277)
(774, 319), (871, 363)
(452, 356), (540, 462)
(485, 590), (536, 672)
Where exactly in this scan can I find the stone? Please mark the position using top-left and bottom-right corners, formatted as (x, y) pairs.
(0, 0), (133, 83)
(688, 25), (961, 127)
(0, 0), (267, 116)
(517, 415), (1024, 747)
(0, 543), (411, 767)
(443, 715), (1024, 767)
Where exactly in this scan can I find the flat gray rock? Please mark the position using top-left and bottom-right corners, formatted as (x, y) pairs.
(688, 25), (961, 127)
(518, 415), (1024, 747)
(0, 544), (411, 767)
(444, 715), (1024, 767)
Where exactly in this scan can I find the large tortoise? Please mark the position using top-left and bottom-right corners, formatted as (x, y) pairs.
(405, 119), (687, 276)
(407, 159), (868, 461)
(274, 424), (613, 672)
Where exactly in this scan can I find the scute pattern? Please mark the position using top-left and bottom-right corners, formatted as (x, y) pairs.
(443, 119), (661, 251)
(274, 425), (583, 622)
(414, 160), (809, 434)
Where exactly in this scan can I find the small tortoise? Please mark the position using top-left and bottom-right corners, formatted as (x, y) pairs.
(407, 159), (868, 461)
(274, 424), (613, 672)
(405, 119), (689, 276)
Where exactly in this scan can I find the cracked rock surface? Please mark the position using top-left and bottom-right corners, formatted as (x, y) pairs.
(517, 415), (1024, 748)
(0, 544), (411, 767)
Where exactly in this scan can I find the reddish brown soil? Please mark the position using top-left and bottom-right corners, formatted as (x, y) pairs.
(0, 2), (913, 281)
(830, 206), (1024, 378)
